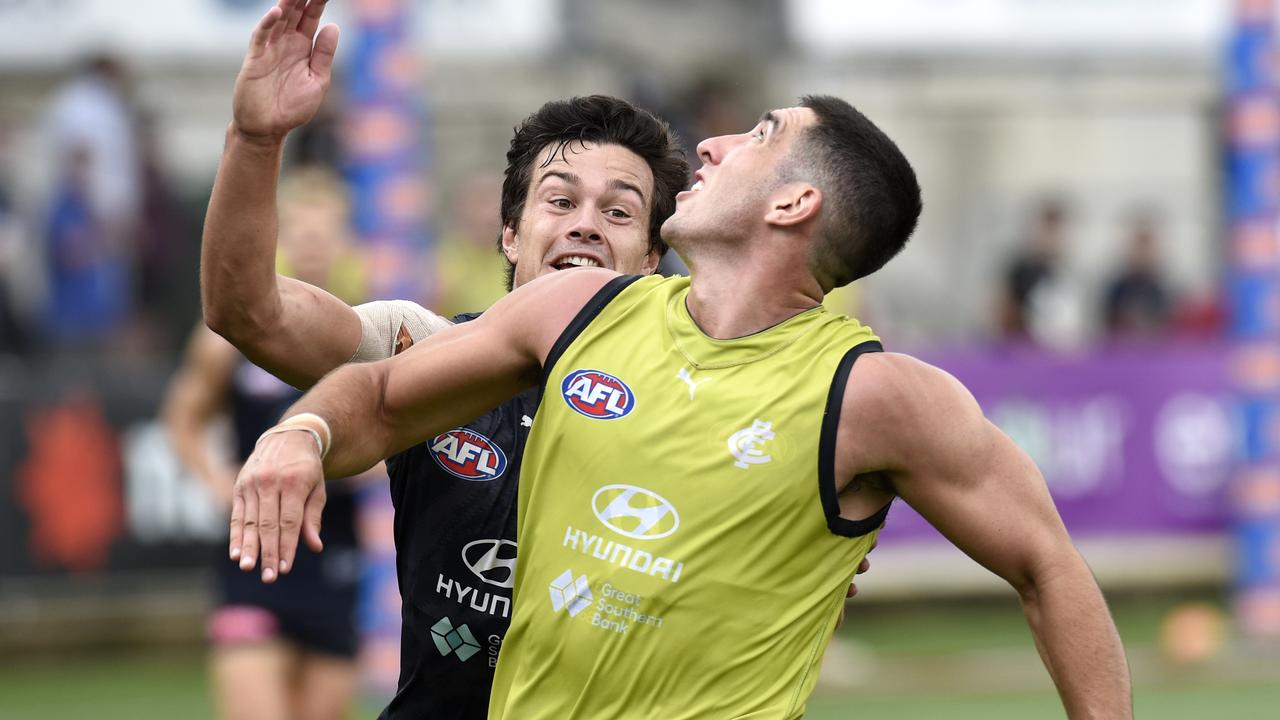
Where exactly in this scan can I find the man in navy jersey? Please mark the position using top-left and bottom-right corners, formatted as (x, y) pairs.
(202, 2), (866, 717)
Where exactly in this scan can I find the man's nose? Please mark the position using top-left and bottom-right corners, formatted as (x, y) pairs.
(695, 132), (741, 166)
(567, 206), (604, 242)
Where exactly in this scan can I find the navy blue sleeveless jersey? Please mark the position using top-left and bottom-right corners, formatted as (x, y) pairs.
(377, 312), (538, 720)
(220, 359), (360, 657)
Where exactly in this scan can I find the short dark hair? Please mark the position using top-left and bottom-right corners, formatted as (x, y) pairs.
(499, 95), (689, 289)
(794, 95), (922, 289)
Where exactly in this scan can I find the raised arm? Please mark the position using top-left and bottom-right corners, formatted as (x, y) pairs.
(230, 268), (618, 582)
(837, 353), (1131, 719)
(202, 0), (361, 388)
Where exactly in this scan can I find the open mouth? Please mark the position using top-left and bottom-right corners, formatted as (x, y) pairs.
(552, 255), (603, 270)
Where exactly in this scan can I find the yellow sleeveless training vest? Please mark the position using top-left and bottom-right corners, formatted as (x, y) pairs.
(489, 274), (888, 719)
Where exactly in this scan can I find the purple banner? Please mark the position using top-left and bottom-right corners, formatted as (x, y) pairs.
(880, 344), (1233, 543)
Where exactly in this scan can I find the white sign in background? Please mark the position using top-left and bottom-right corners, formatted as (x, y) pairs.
(0, 0), (561, 66)
(787, 0), (1231, 57)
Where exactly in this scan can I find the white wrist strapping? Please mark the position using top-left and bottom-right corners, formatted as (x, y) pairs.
(257, 412), (332, 459)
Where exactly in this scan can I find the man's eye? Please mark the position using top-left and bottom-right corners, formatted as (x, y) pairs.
(607, 209), (632, 219)
(551, 198), (572, 209)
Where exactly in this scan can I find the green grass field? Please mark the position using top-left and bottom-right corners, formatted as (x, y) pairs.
(3, 594), (1278, 719)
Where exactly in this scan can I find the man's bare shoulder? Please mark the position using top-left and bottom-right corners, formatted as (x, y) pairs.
(839, 352), (985, 469)
(458, 268), (623, 363)
(493, 267), (622, 320)
(843, 352), (969, 413)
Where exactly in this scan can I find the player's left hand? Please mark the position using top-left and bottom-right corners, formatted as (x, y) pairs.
(229, 427), (328, 583)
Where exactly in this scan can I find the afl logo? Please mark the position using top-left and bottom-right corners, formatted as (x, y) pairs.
(430, 429), (508, 481)
(561, 369), (635, 420)
(591, 484), (679, 540)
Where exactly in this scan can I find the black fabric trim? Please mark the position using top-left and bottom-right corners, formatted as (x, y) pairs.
(540, 274), (643, 390)
(818, 340), (892, 538)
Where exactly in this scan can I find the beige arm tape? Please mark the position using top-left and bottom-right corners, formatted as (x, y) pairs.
(350, 300), (452, 362)
(258, 413), (332, 458)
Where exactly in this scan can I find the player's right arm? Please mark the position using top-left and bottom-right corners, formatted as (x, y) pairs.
(202, 0), (359, 389)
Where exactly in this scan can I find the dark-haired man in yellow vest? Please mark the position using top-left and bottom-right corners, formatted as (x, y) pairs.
(232, 98), (1132, 719)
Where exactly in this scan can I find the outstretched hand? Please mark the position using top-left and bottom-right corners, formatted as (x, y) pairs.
(232, 0), (339, 143)
(229, 428), (328, 583)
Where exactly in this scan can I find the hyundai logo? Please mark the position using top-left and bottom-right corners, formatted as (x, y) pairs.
(461, 539), (518, 588)
(591, 485), (679, 540)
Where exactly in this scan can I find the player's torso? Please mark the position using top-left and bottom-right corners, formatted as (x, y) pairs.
(379, 313), (534, 720)
(492, 275), (883, 720)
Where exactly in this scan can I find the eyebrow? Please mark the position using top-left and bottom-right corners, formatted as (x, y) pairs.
(757, 110), (779, 138)
(536, 170), (647, 206)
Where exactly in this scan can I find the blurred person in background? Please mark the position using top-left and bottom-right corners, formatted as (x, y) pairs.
(0, 121), (31, 355)
(1102, 210), (1173, 340)
(433, 172), (507, 317)
(41, 53), (153, 353)
(234, 95), (1132, 719)
(164, 168), (365, 720)
(134, 111), (188, 352)
(42, 146), (132, 348)
(997, 198), (1090, 349)
(44, 54), (143, 237)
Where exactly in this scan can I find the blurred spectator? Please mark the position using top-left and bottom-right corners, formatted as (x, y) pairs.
(275, 167), (367, 304)
(1103, 212), (1173, 339)
(998, 199), (1089, 349)
(41, 54), (148, 353)
(135, 112), (185, 350)
(433, 172), (507, 316)
(0, 122), (30, 355)
(44, 54), (143, 238)
(163, 167), (366, 720)
(43, 147), (131, 347)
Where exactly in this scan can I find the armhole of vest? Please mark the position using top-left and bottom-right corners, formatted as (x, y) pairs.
(818, 339), (893, 538)
(540, 274), (643, 392)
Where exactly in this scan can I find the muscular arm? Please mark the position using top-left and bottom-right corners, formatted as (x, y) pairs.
(200, 0), (361, 389)
(837, 354), (1131, 719)
(231, 268), (618, 580)
(161, 324), (240, 506)
(201, 128), (363, 389)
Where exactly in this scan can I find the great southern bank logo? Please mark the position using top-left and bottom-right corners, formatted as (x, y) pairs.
(561, 369), (635, 420)
(549, 570), (593, 617)
(430, 429), (507, 481)
(591, 485), (680, 540)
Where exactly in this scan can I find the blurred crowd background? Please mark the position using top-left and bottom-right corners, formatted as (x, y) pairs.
(0, 0), (1277, 718)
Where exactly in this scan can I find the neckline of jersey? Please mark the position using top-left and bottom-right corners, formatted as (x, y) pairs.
(664, 285), (828, 370)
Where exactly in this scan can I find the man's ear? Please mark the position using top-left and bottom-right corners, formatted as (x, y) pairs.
(501, 224), (519, 264)
(642, 247), (661, 276)
(765, 184), (822, 228)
